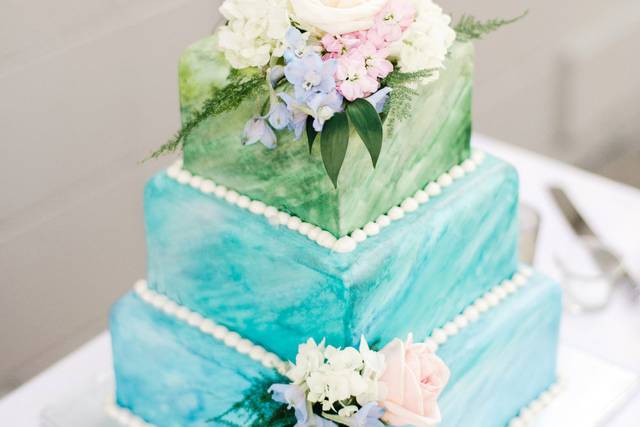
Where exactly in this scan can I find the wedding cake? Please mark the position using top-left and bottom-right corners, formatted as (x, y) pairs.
(107, 1), (561, 426)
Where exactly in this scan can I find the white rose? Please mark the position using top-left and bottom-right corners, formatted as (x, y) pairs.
(289, 0), (388, 35)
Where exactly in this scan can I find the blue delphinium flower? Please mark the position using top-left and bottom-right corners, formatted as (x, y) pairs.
(347, 402), (385, 427)
(365, 87), (392, 113)
(285, 53), (338, 101)
(279, 93), (310, 139)
(284, 27), (311, 63)
(269, 383), (309, 424)
(242, 116), (277, 149)
(268, 102), (293, 130)
(312, 414), (339, 427)
(325, 402), (385, 427)
(269, 383), (339, 427)
(307, 90), (344, 132)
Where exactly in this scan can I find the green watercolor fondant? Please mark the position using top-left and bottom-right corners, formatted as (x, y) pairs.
(179, 36), (474, 235)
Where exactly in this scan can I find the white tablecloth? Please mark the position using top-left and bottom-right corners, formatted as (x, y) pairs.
(2, 134), (639, 426)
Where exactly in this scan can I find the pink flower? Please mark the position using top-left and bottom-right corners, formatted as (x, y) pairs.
(341, 31), (368, 49)
(379, 0), (416, 29)
(379, 335), (450, 427)
(335, 53), (379, 101)
(367, 0), (416, 48)
(321, 34), (345, 54)
(356, 42), (393, 79)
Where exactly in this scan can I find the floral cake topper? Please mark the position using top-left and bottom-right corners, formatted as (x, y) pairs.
(269, 334), (450, 427)
(150, 0), (525, 187)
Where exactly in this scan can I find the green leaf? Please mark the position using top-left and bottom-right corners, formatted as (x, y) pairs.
(306, 116), (317, 154)
(346, 99), (383, 167)
(320, 112), (349, 188)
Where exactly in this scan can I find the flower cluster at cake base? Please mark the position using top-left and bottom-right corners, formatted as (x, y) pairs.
(269, 334), (450, 427)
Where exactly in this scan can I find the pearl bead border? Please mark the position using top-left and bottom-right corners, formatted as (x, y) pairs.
(424, 266), (534, 353)
(105, 398), (153, 427)
(507, 378), (564, 427)
(133, 279), (289, 376)
(166, 150), (486, 254)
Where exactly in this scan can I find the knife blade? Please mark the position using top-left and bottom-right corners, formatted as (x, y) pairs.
(549, 186), (640, 300)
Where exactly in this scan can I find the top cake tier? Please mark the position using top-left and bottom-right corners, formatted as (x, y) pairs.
(179, 36), (473, 236)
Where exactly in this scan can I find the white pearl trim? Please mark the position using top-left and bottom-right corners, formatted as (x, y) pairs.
(133, 280), (289, 376)
(507, 379), (564, 427)
(427, 266), (534, 352)
(166, 150), (487, 254)
(105, 398), (154, 427)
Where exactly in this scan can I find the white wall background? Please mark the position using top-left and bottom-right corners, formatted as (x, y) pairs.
(1, 0), (639, 393)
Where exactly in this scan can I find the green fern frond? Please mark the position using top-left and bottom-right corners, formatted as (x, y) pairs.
(146, 68), (267, 161)
(381, 69), (435, 133)
(454, 10), (528, 42)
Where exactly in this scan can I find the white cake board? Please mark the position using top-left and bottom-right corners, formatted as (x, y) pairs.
(40, 345), (638, 427)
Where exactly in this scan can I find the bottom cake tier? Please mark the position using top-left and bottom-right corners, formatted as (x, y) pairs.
(109, 267), (561, 427)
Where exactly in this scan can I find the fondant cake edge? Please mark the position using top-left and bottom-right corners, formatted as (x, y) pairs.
(166, 150), (487, 253)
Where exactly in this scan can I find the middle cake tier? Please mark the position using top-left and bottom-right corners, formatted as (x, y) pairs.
(145, 153), (519, 361)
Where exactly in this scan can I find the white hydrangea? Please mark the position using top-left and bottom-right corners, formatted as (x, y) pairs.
(217, 0), (290, 69)
(390, 0), (456, 77)
(285, 336), (386, 411)
(287, 338), (326, 385)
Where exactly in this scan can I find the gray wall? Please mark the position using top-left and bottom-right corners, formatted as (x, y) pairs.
(1, 0), (639, 393)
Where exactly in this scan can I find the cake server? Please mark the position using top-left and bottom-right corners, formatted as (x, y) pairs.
(550, 186), (640, 300)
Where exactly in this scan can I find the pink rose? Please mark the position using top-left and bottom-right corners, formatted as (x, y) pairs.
(379, 335), (450, 427)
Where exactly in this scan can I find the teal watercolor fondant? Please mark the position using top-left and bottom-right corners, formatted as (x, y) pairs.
(438, 272), (562, 427)
(110, 293), (270, 427)
(144, 155), (519, 362)
(179, 36), (473, 235)
(111, 271), (561, 427)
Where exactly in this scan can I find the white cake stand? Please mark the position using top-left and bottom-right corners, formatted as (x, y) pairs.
(40, 345), (638, 427)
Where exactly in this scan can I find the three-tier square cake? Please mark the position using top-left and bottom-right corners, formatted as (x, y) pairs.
(107, 1), (561, 426)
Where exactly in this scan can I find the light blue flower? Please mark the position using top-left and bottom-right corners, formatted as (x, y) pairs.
(242, 117), (277, 149)
(269, 383), (340, 427)
(312, 414), (339, 427)
(269, 383), (309, 424)
(365, 87), (392, 113)
(285, 53), (338, 101)
(269, 65), (285, 87)
(307, 90), (344, 132)
(268, 102), (293, 130)
(347, 402), (385, 427)
(325, 402), (385, 427)
(279, 93), (310, 140)
(284, 27), (310, 63)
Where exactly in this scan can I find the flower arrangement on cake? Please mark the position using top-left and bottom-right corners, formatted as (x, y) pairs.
(212, 335), (450, 427)
(150, 0), (525, 187)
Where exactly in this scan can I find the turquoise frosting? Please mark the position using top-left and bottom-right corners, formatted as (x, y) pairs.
(438, 273), (561, 426)
(145, 155), (519, 361)
(111, 271), (561, 427)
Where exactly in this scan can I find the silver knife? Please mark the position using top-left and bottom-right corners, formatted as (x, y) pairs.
(549, 186), (640, 300)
